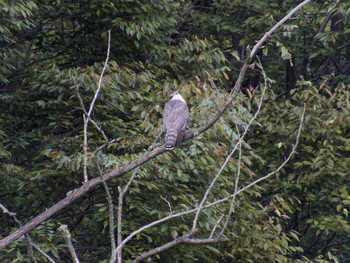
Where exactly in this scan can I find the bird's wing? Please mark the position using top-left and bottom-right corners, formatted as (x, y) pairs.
(163, 100), (189, 132)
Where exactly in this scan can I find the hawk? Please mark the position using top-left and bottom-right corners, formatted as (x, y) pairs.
(163, 91), (189, 150)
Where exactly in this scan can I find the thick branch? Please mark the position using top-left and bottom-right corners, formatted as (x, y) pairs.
(0, 146), (165, 250)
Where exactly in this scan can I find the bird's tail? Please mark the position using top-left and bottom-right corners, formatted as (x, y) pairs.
(165, 130), (177, 150)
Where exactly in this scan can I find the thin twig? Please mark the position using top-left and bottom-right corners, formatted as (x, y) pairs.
(75, 82), (109, 142)
(82, 30), (112, 182)
(209, 214), (224, 239)
(32, 243), (56, 263)
(160, 196), (173, 215)
(83, 115), (89, 182)
(93, 139), (116, 156)
(87, 30), (111, 118)
(237, 104), (306, 194)
(219, 122), (242, 236)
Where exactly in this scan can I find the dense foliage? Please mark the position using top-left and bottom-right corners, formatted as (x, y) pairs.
(1, 0), (350, 262)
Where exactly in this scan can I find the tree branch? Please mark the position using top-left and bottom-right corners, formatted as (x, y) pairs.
(82, 30), (111, 182)
(95, 161), (117, 263)
(131, 232), (226, 263)
(115, 169), (138, 263)
(250, 0), (312, 60)
(0, 203), (56, 262)
(59, 225), (80, 263)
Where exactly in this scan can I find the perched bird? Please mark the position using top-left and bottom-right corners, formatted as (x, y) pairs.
(163, 91), (189, 150)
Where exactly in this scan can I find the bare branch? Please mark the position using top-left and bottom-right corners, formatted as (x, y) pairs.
(160, 196), (173, 215)
(209, 214), (224, 239)
(219, 123), (242, 236)
(237, 104), (306, 194)
(0, 145), (166, 251)
(87, 30), (111, 118)
(0, 203), (56, 263)
(59, 225), (80, 263)
(31, 243), (56, 263)
(95, 161), (117, 263)
(75, 82), (109, 142)
(82, 30), (112, 182)
(83, 115), (89, 182)
(131, 233), (226, 263)
(114, 169), (138, 263)
(250, 0), (312, 60)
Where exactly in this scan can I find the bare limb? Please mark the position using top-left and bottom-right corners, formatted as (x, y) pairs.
(0, 203), (22, 227)
(82, 30), (112, 182)
(209, 214), (224, 239)
(31, 243), (56, 263)
(59, 225), (80, 263)
(219, 122), (242, 236)
(114, 169), (139, 263)
(131, 232), (225, 263)
(250, 0), (312, 60)
(0, 145), (166, 251)
(87, 30), (111, 118)
(160, 196), (173, 215)
(83, 115), (89, 182)
(237, 104), (306, 194)
(75, 83), (109, 142)
(95, 161), (117, 263)
(0, 203), (56, 263)
(93, 139), (116, 156)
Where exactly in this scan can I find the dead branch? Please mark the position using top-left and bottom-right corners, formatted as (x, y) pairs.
(82, 30), (111, 182)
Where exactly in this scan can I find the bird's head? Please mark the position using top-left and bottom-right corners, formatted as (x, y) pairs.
(169, 91), (179, 100)
(169, 91), (186, 103)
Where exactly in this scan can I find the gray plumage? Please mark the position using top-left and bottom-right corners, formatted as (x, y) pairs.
(163, 91), (189, 150)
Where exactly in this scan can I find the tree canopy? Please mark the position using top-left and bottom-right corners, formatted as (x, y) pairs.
(1, 0), (350, 262)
